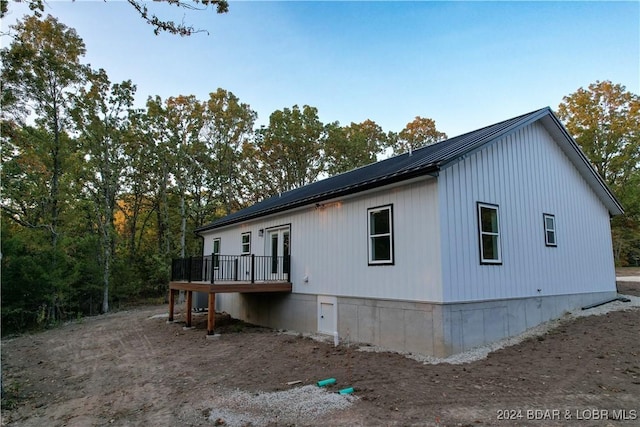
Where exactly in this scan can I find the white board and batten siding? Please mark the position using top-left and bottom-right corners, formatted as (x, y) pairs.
(438, 121), (616, 303)
(201, 179), (444, 302)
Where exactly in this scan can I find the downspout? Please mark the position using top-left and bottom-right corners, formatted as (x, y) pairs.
(195, 231), (205, 257)
(582, 296), (631, 310)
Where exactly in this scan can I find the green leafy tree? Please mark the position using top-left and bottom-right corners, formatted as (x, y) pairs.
(558, 80), (640, 265)
(116, 108), (175, 297)
(1, 15), (89, 327)
(164, 95), (205, 258)
(1, 223), (65, 332)
(240, 140), (274, 204)
(71, 69), (136, 313)
(325, 119), (388, 175)
(1, 15), (87, 250)
(1, 126), (75, 231)
(558, 81), (640, 188)
(254, 105), (325, 194)
(141, 94), (211, 259)
(391, 116), (447, 155)
(143, 96), (174, 256)
(200, 89), (257, 216)
(118, 109), (157, 261)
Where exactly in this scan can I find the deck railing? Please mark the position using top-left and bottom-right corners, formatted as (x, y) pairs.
(171, 254), (290, 283)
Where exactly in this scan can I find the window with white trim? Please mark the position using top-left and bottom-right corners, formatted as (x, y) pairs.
(543, 214), (556, 247)
(368, 205), (394, 265)
(241, 232), (251, 254)
(212, 238), (221, 269)
(477, 202), (501, 264)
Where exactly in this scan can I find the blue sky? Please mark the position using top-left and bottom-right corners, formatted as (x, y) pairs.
(2, 1), (638, 137)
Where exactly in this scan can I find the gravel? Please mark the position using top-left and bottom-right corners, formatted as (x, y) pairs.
(207, 384), (356, 426)
(360, 293), (640, 365)
(148, 313), (170, 319)
(616, 276), (640, 281)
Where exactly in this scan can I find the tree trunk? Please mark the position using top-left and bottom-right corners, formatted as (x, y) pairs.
(101, 184), (113, 313)
(102, 238), (110, 313)
(155, 161), (171, 256)
(50, 102), (61, 251)
(180, 193), (186, 258)
(127, 192), (140, 261)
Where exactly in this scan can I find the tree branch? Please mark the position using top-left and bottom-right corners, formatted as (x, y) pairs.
(2, 0), (228, 36)
(1, 203), (56, 236)
(126, 0), (228, 36)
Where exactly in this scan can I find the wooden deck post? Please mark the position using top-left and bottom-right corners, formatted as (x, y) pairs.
(168, 289), (175, 322)
(207, 292), (216, 335)
(186, 290), (193, 327)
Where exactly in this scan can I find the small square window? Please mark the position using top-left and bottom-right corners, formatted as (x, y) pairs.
(367, 205), (394, 265)
(477, 202), (502, 264)
(544, 214), (556, 247)
(241, 232), (251, 255)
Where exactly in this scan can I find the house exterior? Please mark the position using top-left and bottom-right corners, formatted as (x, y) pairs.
(193, 107), (623, 357)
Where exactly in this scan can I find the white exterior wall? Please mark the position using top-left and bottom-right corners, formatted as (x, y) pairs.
(201, 178), (443, 302)
(439, 122), (616, 303)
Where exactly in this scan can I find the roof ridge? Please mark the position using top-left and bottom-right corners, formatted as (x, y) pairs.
(438, 106), (550, 144)
(290, 106), (551, 188)
(197, 107), (582, 232)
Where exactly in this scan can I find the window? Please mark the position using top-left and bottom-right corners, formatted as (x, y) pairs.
(543, 214), (556, 247)
(477, 202), (501, 264)
(368, 205), (394, 265)
(212, 238), (221, 269)
(241, 232), (251, 255)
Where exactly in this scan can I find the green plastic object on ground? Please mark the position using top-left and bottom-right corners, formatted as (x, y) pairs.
(338, 387), (354, 395)
(316, 378), (336, 387)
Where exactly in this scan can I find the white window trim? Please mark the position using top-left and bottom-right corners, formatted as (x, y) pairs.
(212, 238), (221, 269)
(477, 202), (502, 265)
(241, 232), (251, 255)
(543, 213), (557, 247)
(367, 205), (394, 265)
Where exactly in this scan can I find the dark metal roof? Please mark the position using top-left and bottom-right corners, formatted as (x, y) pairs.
(197, 107), (622, 232)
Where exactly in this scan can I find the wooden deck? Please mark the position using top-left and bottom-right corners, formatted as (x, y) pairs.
(168, 280), (292, 335)
(169, 280), (292, 294)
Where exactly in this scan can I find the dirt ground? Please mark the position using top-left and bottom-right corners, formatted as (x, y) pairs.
(2, 279), (639, 427)
(617, 267), (640, 296)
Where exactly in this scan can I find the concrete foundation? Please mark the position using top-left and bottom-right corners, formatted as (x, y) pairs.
(216, 291), (617, 357)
